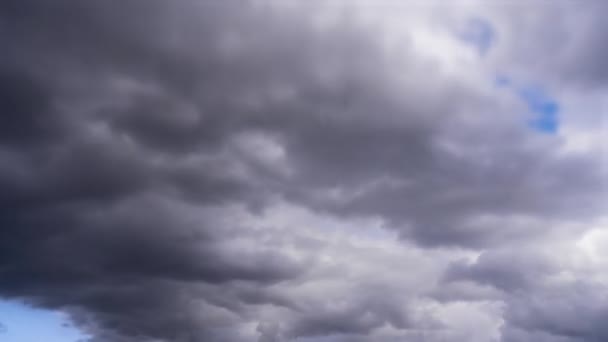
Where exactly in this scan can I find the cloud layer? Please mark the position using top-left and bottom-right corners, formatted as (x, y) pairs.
(1, 1), (607, 341)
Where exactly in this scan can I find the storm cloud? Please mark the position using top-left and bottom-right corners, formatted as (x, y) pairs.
(0, 1), (607, 341)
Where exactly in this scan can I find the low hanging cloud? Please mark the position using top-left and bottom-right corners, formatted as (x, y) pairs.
(1, 1), (607, 341)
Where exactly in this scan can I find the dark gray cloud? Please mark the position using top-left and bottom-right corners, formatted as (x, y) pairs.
(441, 246), (608, 342)
(501, 282), (608, 342)
(1, 0), (607, 341)
(443, 249), (555, 292)
(0, 1), (431, 340)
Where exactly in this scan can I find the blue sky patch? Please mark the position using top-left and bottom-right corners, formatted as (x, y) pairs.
(459, 17), (495, 56)
(0, 299), (88, 342)
(518, 85), (560, 133)
(493, 76), (560, 133)
(528, 110), (559, 133)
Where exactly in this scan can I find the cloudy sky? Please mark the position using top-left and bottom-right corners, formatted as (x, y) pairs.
(1, 0), (607, 341)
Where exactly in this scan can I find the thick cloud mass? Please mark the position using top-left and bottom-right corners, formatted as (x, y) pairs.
(1, 1), (607, 341)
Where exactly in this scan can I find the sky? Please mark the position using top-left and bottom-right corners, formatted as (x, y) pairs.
(0, 1), (607, 341)
(0, 300), (87, 342)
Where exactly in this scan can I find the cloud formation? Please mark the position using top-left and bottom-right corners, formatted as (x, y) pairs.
(1, 1), (607, 341)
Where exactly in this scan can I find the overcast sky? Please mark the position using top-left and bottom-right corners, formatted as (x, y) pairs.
(1, 1), (607, 341)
